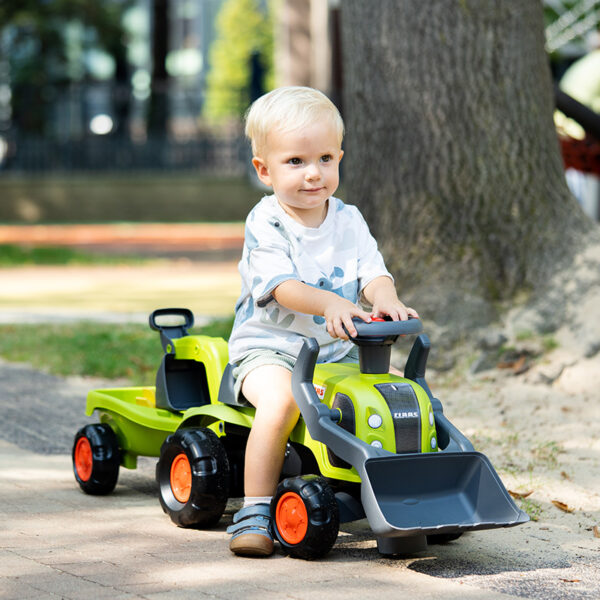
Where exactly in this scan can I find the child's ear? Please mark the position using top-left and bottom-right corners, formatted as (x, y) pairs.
(338, 149), (344, 163)
(252, 157), (272, 187)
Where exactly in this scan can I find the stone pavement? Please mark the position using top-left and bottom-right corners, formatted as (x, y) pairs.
(1, 437), (523, 600)
(0, 359), (513, 600)
(1, 356), (598, 600)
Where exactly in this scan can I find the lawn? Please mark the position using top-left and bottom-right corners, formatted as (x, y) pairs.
(0, 244), (143, 266)
(0, 317), (234, 385)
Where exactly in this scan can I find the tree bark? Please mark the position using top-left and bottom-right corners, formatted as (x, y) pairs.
(341, 0), (592, 310)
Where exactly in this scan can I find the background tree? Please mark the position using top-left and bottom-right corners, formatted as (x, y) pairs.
(341, 0), (594, 323)
(204, 0), (274, 121)
(0, 0), (130, 137)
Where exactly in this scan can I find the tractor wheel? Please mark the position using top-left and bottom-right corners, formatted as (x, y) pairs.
(272, 475), (339, 560)
(72, 423), (120, 495)
(156, 428), (229, 528)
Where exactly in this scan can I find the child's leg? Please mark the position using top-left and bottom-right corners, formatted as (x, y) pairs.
(241, 364), (299, 496)
(228, 364), (299, 556)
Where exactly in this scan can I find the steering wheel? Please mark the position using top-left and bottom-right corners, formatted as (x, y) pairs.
(345, 316), (423, 346)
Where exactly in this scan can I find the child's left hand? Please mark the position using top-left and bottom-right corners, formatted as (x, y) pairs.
(365, 276), (419, 322)
(371, 300), (419, 322)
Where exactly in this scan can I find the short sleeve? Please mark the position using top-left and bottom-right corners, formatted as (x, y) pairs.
(354, 209), (393, 293)
(243, 210), (299, 307)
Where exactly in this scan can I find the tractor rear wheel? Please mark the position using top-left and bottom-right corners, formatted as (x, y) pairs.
(72, 423), (120, 495)
(156, 427), (229, 528)
(272, 475), (339, 560)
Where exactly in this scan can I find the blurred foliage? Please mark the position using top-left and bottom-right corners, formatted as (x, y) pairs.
(543, 0), (599, 60)
(0, 317), (234, 384)
(0, 245), (144, 266)
(204, 0), (275, 121)
(0, 0), (131, 135)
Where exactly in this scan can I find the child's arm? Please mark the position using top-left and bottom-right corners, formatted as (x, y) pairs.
(362, 276), (419, 321)
(272, 280), (371, 340)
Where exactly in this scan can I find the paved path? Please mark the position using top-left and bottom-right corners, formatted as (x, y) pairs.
(0, 436), (521, 600)
(1, 359), (599, 599)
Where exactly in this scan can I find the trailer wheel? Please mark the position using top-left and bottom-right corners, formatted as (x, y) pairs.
(72, 424), (120, 495)
(272, 475), (339, 560)
(156, 428), (229, 528)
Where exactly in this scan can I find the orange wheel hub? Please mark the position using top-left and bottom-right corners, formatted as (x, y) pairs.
(170, 453), (192, 503)
(276, 492), (308, 544)
(74, 437), (93, 482)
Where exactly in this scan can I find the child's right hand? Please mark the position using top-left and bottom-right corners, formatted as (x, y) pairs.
(323, 296), (372, 340)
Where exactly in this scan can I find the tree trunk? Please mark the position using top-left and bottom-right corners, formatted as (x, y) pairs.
(341, 0), (593, 314)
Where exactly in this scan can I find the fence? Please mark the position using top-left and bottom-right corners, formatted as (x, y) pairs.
(0, 134), (248, 174)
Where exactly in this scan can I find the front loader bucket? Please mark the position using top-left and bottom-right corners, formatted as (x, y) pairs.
(361, 451), (529, 537)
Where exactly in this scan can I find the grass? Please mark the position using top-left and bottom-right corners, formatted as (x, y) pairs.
(0, 317), (234, 385)
(542, 336), (559, 352)
(0, 244), (145, 266)
(519, 497), (543, 522)
(530, 440), (562, 469)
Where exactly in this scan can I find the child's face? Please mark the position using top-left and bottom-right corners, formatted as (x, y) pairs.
(252, 119), (343, 226)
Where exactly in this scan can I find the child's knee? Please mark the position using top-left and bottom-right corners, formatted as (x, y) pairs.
(260, 391), (299, 425)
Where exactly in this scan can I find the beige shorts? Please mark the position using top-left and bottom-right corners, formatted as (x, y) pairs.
(232, 346), (359, 401)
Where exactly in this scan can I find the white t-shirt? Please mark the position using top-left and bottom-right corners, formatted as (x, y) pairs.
(228, 195), (392, 364)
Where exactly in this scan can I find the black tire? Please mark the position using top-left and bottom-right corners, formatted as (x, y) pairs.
(272, 475), (339, 560)
(427, 532), (463, 545)
(72, 423), (120, 495)
(156, 427), (229, 528)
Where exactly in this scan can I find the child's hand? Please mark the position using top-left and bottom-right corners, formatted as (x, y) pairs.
(323, 296), (372, 340)
(372, 299), (419, 322)
(366, 278), (419, 321)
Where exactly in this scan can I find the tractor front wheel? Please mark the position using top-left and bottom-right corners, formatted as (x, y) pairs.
(156, 428), (229, 528)
(272, 475), (339, 560)
(72, 423), (120, 495)
(427, 532), (463, 545)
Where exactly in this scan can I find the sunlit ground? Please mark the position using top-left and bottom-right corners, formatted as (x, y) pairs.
(0, 261), (240, 319)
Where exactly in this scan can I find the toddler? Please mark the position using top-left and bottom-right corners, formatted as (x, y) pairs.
(227, 86), (418, 556)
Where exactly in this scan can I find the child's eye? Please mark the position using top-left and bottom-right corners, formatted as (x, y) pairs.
(288, 157), (302, 165)
(320, 154), (333, 163)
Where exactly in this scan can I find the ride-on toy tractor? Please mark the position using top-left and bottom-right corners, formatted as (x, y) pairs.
(73, 308), (528, 559)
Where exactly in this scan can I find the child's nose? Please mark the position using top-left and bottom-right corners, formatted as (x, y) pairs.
(305, 163), (321, 180)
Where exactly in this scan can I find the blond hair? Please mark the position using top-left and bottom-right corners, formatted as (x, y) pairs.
(245, 86), (344, 156)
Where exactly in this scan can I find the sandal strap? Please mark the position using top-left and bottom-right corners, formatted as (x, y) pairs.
(232, 503), (271, 523)
(227, 504), (272, 538)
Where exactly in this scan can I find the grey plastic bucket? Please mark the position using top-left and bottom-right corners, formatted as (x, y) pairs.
(361, 451), (529, 536)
